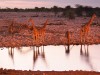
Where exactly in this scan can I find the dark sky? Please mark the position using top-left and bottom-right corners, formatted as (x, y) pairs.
(0, 0), (100, 8)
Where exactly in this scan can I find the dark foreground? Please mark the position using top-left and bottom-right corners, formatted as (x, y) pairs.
(0, 68), (100, 75)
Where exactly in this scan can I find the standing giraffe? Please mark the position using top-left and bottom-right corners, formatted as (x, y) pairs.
(28, 18), (48, 45)
(65, 31), (71, 54)
(80, 14), (96, 44)
(8, 21), (14, 35)
(8, 18), (21, 37)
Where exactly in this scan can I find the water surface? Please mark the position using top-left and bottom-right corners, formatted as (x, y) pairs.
(0, 45), (100, 72)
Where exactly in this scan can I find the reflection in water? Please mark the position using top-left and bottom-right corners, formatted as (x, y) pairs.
(8, 47), (14, 64)
(33, 46), (47, 69)
(80, 44), (94, 70)
(65, 45), (70, 54)
(0, 45), (100, 71)
(65, 45), (74, 55)
(1, 47), (4, 50)
(16, 46), (32, 54)
(80, 44), (89, 56)
(13, 46), (47, 69)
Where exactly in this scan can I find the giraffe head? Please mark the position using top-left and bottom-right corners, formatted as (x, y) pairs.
(28, 18), (35, 27)
(90, 14), (97, 23)
(44, 19), (49, 25)
(28, 18), (33, 22)
(92, 14), (96, 18)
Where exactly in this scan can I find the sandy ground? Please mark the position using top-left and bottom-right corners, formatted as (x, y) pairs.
(0, 68), (100, 75)
(0, 12), (100, 47)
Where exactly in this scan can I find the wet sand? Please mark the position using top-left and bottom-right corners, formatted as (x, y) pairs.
(0, 12), (100, 47)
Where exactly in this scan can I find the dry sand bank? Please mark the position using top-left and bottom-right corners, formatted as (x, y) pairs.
(0, 68), (100, 75)
(0, 12), (100, 47)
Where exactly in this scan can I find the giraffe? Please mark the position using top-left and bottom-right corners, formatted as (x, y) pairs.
(8, 18), (21, 37)
(28, 18), (48, 45)
(8, 21), (14, 35)
(65, 31), (70, 45)
(80, 14), (96, 44)
(65, 31), (71, 54)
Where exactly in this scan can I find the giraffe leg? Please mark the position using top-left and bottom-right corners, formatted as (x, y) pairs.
(33, 37), (35, 45)
(83, 32), (86, 45)
(80, 29), (84, 45)
(42, 33), (45, 45)
(34, 34), (38, 46)
(36, 34), (39, 46)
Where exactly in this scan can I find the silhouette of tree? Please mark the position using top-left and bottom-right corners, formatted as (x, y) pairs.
(65, 6), (71, 10)
(94, 7), (100, 17)
(75, 4), (84, 17)
(40, 7), (45, 12)
(0, 6), (99, 18)
(52, 6), (59, 17)
(14, 8), (19, 12)
(84, 6), (94, 17)
(62, 6), (75, 19)
(34, 7), (40, 12)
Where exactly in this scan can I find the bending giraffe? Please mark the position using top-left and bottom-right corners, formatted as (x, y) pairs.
(29, 18), (48, 45)
(80, 14), (96, 44)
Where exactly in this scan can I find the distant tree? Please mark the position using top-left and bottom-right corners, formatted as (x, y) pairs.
(75, 4), (84, 17)
(65, 6), (71, 10)
(52, 6), (59, 17)
(5, 7), (11, 12)
(68, 10), (75, 19)
(62, 6), (75, 19)
(34, 7), (39, 12)
(95, 7), (100, 17)
(14, 8), (19, 12)
(19, 8), (25, 12)
(84, 6), (94, 17)
(40, 7), (45, 12)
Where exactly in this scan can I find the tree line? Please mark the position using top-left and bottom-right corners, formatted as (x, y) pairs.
(0, 4), (100, 17)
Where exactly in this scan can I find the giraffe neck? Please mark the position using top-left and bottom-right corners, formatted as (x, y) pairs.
(87, 15), (95, 27)
(30, 19), (36, 29)
(43, 19), (48, 29)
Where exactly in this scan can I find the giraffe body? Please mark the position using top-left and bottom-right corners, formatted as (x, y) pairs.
(80, 14), (96, 44)
(29, 18), (48, 45)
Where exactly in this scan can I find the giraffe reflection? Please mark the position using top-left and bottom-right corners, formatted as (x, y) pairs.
(16, 46), (32, 54)
(33, 46), (47, 69)
(10, 46), (47, 69)
(80, 45), (94, 70)
(8, 47), (14, 64)
(65, 45), (70, 54)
